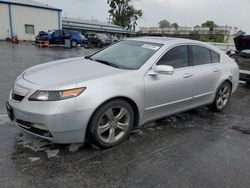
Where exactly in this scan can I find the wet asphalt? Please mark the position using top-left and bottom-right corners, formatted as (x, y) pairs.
(0, 41), (250, 188)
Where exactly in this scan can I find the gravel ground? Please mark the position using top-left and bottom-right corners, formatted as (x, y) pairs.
(0, 41), (250, 188)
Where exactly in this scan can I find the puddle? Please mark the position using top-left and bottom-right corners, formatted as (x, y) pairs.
(46, 149), (60, 158)
(28, 157), (41, 163)
(16, 132), (86, 162)
(69, 143), (84, 153)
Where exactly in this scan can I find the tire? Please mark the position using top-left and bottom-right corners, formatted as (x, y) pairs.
(71, 40), (77, 48)
(246, 82), (250, 88)
(88, 99), (134, 148)
(209, 81), (232, 112)
(97, 41), (102, 48)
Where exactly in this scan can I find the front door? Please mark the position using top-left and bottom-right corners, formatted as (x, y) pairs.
(144, 45), (193, 122)
(51, 30), (63, 44)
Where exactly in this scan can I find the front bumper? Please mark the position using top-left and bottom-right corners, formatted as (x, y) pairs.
(7, 83), (93, 143)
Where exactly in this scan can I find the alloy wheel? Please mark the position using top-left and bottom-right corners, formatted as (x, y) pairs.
(97, 106), (130, 144)
(71, 41), (77, 47)
(216, 84), (231, 110)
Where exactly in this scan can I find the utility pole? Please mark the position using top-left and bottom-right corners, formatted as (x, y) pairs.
(107, 14), (112, 23)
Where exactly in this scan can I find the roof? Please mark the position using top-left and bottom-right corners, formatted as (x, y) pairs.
(63, 17), (122, 29)
(128, 36), (189, 44)
(0, 0), (62, 11)
(62, 17), (134, 34)
(128, 36), (222, 52)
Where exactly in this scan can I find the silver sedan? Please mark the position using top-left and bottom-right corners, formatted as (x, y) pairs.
(7, 37), (239, 148)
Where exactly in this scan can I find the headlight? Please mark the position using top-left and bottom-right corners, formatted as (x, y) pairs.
(29, 87), (86, 101)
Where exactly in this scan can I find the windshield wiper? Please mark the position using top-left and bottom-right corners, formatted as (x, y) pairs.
(85, 56), (125, 69)
(85, 56), (92, 60)
(94, 59), (120, 68)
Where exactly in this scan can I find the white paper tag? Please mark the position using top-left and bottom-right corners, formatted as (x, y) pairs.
(142, 44), (160, 51)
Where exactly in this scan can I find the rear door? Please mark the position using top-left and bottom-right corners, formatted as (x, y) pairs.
(189, 45), (222, 107)
(144, 45), (193, 122)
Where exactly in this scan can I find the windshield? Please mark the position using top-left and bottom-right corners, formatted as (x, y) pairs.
(98, 34), (110, 40)
(90, 40), (163, 70)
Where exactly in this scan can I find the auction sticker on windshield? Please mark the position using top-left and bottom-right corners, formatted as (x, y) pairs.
(142, 44), (160, 51)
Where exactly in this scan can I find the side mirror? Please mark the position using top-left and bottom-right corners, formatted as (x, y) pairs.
(148, 65), (174, 76)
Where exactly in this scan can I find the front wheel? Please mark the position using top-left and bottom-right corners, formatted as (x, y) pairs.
(209, 81), (232, 112)
(88, 100), (134, 148)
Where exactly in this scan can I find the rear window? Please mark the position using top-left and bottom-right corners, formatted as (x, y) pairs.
(98, 34), (110, 40)
(210, 50), (220, 63)
(191, 45), (211, 66)
(88, 34), (96, 38)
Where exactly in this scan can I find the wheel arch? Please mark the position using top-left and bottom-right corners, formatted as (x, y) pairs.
(218, 79), (233, 93)
(85, 96), (140, 139)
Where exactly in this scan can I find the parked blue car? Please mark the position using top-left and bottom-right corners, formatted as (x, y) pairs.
(35, 30), (88, 48)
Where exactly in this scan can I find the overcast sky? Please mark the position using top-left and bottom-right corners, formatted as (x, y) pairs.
(36, 0), (250, 33)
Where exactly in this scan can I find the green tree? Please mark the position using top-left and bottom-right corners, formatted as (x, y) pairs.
(201, 20), (217, 31)
(107, 0), (143, 30)
(159, 19), (170, 28)
(171, 23), (179, 29)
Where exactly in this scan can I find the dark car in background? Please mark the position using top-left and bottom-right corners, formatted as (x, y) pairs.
(87, 33), (112, 48)
(36, 30), (88, 48)
(230, 35), (250, 86)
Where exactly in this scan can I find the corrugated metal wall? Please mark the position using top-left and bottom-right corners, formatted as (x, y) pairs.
(0, 3), (61, 41)
(0, 4), (10, 39)
(11, 5), (59, 41)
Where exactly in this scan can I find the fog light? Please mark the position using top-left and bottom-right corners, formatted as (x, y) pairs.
(33, 123), (49, 131)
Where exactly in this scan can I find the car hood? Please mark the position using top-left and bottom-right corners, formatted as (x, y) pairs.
(23, 57), (125, 88)
(234, 35), (250, 52)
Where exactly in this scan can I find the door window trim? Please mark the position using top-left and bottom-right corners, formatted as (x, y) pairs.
(189, 44), (221, 66)
(153, 44), (191, 70)
(209, 49), (221, 63)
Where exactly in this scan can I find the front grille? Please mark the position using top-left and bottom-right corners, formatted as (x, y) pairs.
(12, 93), (25, 102)
(16, 119), (52, 138)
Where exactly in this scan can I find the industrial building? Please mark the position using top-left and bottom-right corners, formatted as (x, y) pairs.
(0, 0), (133, 41)
(0, 0), (62, 41)
(62, 17), (133, 38)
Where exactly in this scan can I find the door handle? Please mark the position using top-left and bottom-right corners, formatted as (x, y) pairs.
(183, 73), (193, 78)
(213, 68), (220, 72)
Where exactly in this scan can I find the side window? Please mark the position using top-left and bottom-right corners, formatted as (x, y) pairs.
(25, 24), (34, 34)
(210, 50), (220, 63)
(53, 30), (61, 38)
(64, 31), (71, 39)
(157, 45), (189, 69)
(191, 46), (211, 66)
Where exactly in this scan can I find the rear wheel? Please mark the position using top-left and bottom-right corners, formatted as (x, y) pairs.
(209, 81), (232, 112)
(88, 100), (134, 148)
